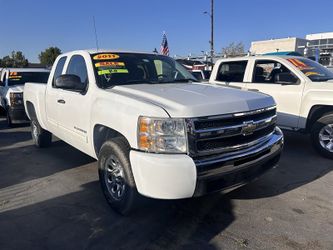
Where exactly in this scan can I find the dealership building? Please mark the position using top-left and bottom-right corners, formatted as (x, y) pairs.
(250, 32), (333, 66)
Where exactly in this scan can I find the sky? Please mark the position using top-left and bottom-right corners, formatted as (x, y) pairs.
(1, 0), (333, 62)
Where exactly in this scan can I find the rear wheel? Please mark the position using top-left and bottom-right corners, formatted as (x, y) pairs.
(31, 119), (52, 148)
(311, 113), (333, 159)
(98, 137), (139, 215)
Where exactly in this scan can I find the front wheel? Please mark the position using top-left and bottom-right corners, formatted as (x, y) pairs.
(311, 113), (333, 159)
(6, 109), (13, 127)
(98, 137), (139, 215)
(31, 119), (52, 148)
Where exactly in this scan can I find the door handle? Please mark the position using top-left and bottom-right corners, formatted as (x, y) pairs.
(57, 99), (66, 104)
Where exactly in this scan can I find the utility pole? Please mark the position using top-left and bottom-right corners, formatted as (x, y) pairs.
(210, 0), (214, 65)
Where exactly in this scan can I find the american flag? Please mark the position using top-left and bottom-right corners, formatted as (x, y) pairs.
(160, 32), (169, 56)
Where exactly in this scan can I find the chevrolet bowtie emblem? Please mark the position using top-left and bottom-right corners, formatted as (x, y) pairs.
(241, 121), (257, 136)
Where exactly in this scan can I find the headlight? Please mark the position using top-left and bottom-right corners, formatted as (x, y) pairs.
(137, 116), (187, 153)
(10, 92), (23, 106)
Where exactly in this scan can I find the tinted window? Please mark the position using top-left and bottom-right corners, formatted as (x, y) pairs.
(287, 57), (333, 82)
(8, 72), (50, 86)
(216, 61), (248, 82)
(66, 55), (88, 84)
(91, 53), (197, 88)
(252, 60), (299, 84)
(192, 72), (203, 81)
(53, 57), (67, 86)
(1, 72), (6, 86)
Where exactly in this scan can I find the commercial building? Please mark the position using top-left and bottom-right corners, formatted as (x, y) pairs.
(250, 32), (333, 66)
(306, 32), (333, 66)
(250, 37), (308, 56)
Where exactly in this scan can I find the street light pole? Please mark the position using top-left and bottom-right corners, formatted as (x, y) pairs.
(210, 0), (214, 65)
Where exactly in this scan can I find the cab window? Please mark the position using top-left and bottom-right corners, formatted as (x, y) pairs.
(66, 55), (88, 85)
(0, 72), (6, 86)
(53, 56), (67, 87)
(252, 60), (299, 84)
(216, 61), (248, 82)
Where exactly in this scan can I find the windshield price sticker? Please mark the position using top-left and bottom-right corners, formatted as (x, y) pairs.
(287, 58), (313, 70)
(98, 69), (129, 75)
(305, 71), (321, 77)
(95, 61), (125, 68)
(93, 54), (120, 60)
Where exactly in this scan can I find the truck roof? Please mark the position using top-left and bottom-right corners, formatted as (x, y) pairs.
(216, 55), (306, 62)
(61, 49), (160, 57)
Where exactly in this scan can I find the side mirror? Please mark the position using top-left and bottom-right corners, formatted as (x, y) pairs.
(55, 74), (86, 92)
(274, 72), (299, 85)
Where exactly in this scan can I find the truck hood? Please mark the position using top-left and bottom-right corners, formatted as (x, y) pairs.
(111, 83), (275, 117)
(7, 85), (24, 93)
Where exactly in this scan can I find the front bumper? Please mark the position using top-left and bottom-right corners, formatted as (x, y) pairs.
(8, 106), (29, 123)
(130, 127), (284, 199)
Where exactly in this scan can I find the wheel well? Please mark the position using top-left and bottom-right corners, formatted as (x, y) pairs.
(306, 105), (333, 131)
(26, 101), (37, 120)
(93, 125), (129, 156)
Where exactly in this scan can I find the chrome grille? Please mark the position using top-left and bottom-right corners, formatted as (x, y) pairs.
(186, 106), (277, 159)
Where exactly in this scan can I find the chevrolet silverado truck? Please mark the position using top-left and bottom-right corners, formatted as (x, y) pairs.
(210, 55), (333, 159)
(0, 68), (50, 126)
(24, 50), (283, 214)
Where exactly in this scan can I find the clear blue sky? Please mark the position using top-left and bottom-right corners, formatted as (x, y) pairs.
(1, 0), (332, 62)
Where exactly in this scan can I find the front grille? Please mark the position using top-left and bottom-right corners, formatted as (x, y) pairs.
(186, 106), (277, 158)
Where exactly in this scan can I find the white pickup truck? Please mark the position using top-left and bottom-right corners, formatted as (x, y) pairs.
(24, 50), (283, 214)
(0, 68), (50, 126)
(210, 55), (333, 159)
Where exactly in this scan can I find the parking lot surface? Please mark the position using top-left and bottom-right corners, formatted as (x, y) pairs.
(0, 118), (332, 250)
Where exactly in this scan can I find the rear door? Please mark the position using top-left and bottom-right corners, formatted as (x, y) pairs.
(210, 60), (249, 88)
(248, 59), (305, 128)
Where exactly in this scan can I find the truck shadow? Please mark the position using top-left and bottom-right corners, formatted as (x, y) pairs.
(228, 130), (333, 200)
(0, 181), (234, 250)
(0, 141), (95, 189)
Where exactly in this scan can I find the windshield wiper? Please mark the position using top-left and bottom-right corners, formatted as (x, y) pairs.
(160, 78), (199, 83)
(123, 79), (157, 84)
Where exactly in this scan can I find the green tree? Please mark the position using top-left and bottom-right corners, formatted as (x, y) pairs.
(39, 47), (62, 67)
(0, 51), (29, 67)
(221, 42), (245, 57)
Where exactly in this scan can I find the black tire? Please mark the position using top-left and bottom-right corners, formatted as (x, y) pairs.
(6, 110), (13, 127)
(31, 118), (52, 148)
(311, 113), (333, 159)
(98, 137), (139, 215)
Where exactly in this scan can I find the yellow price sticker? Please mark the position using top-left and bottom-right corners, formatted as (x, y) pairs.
(93, 54), (120, 60)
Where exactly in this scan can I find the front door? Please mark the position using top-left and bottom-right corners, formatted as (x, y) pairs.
(248, 59), (304, 128)
(56, 54), (90, 150)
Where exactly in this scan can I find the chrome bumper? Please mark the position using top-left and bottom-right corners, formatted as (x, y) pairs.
(193, 127), (284, 196)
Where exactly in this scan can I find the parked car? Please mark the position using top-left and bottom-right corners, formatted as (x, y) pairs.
(0, 68), (50, 126)
(210, 55), (333, 158)
(191, 70), (211, 81)
(24, 50), (283, 214)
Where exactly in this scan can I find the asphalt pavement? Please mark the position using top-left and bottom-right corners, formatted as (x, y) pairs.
(0, 117), (332, 250)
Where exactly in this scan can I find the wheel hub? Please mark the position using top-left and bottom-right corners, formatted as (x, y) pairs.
(319, 124), (333, 152)
(104, 155), (126, 200)
(32, 123), (38, 139)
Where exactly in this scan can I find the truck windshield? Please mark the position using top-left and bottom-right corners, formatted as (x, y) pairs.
(91, 53), (198, 88)
(8, 71), (50, 86)
(287, 58), (333, 82)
